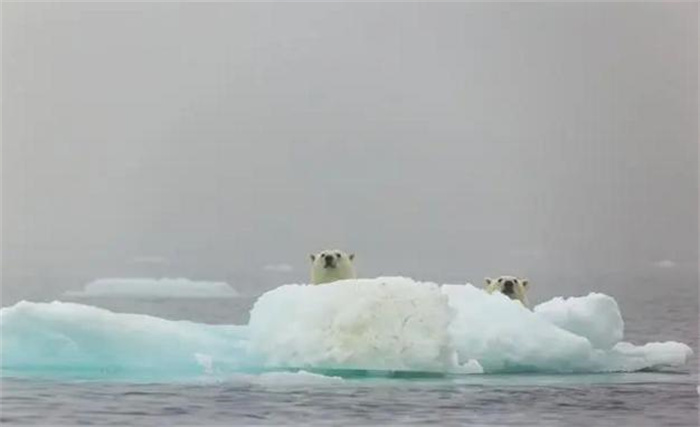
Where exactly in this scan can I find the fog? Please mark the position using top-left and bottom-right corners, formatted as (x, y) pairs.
(2, 2), (697, 304)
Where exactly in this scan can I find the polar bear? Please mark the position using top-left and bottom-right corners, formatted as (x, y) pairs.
(485, 275), (530, 307)
(310, 249), (356, 285)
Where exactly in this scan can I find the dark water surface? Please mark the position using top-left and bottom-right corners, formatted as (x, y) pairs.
(2, 373), (697, 426)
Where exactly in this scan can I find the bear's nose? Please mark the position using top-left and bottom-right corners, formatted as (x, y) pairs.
(503, 281), (514, 291)
(324, 254), (334, 260)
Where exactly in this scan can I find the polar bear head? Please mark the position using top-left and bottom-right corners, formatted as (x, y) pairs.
(309, 249), (356, 285)
(485, 275), (530, 306)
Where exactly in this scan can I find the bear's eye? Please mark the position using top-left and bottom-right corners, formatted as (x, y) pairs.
(336, 252), (341, 258)
(498, 278), (503, 283)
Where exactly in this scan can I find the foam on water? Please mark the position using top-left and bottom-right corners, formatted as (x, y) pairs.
(249, 370), (345, 387)
(0, 277), (692, 380)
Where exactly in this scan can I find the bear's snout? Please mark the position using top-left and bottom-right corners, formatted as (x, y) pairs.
(503, 280), (515, 293)
(323, 254), (335, 267)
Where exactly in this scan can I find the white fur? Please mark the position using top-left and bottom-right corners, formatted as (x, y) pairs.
(310, 249), (356, 285)
(485, 275), (530, 307)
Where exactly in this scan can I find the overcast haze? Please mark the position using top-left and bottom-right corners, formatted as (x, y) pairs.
(2, 2), (697, 304)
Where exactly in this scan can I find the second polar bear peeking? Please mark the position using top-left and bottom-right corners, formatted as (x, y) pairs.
(485, 275), (530, 307)
(310, 249), (356, 285)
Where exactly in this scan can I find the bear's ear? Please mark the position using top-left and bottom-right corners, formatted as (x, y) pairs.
(309, 254), (315, 262)
(485, 277), (492, 286)
(349, 253), (355, 261)
(521, 279), (529, 288)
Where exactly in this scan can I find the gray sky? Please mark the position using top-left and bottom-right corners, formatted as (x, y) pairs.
(2, 2), (698, 303)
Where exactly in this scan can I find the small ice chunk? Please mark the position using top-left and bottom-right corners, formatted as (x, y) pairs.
(602, 341), (694, 371)
(64, 277), (239, 299)
(263, 264), (294, 273)
(534, 293), (623, 350)
(653, 260), (676, 269)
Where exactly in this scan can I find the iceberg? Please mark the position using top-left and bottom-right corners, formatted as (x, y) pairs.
(0, 277), (693, 380)
(64, 278), (239, 299)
